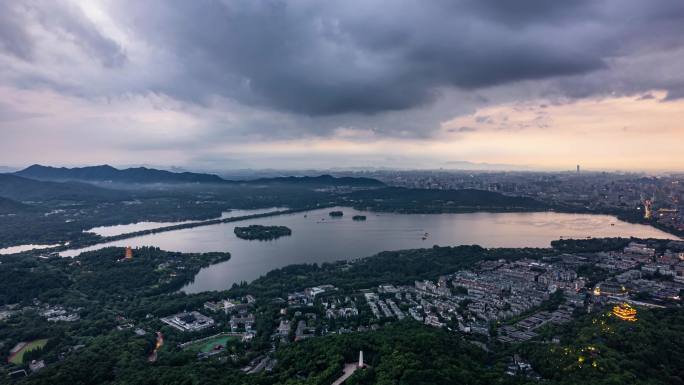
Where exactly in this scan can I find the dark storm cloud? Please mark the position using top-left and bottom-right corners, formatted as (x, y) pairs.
(2, 0), (684, 123)
(461, 0), (593, 23)
(106, 0), (683, 116)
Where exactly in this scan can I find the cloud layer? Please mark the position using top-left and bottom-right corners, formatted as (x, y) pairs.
(102, 0), (684, 114)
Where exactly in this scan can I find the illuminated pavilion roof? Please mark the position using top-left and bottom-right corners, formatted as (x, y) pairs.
(612, 303), (637, 322)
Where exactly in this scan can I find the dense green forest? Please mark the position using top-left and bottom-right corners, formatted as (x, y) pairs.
(11, 307), (684, 385)
(0, 197), (33, 215)
(520, 307), (684, 385)
(0, 247), (229, 306)
(343, 187), (547, 213)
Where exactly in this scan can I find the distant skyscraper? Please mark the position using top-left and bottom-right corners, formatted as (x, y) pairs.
(643, 199), (653, 219)
(576, 164), (580, 174)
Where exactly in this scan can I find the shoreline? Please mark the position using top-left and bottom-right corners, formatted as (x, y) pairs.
(37, 206), (327, 257)
(7, 205), (681, 259)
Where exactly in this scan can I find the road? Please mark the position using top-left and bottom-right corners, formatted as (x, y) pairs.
(331, 363), (359, 385)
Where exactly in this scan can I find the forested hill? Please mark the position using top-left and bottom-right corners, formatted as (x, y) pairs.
(0, 197), (34, 214)
(246, 174), (385, 187)
(345, 186), (547, 212)
(0, 174), (129, 202)
(15, 165), (385, 187)
(15, 164), (226, 184)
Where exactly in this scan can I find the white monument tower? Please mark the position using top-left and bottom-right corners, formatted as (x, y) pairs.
(358, 350), (364, 368)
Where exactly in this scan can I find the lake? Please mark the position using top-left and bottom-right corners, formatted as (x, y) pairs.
(83, 207), (287, 237)
(0, 243), (63, 255)
(59, 207), (677, 293)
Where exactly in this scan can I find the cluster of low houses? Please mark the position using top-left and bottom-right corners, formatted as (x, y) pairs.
(323, 296), (359, 320)
(41, 306), (80, 322)
(287, 285), (336, 306)
(593, 242), (684, 306)
(1, 301), (81, 324)
(203, 298), (256, 332)
(277, 257), (580, 341)
(356, 258), (575, 336)
(276, 241), (683, 345)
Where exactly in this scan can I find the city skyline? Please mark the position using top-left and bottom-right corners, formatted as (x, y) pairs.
(1, 1), (684, 171)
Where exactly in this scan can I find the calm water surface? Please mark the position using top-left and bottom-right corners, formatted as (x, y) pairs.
(84, 208), (287, 237)
(59, 207), (677, 292)
(0, 243), (63, 255)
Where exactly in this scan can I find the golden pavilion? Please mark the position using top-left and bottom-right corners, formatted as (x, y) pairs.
(612, 303), (637, 322)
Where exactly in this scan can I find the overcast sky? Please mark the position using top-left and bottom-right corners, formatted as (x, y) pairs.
(1, 0), (684, 172)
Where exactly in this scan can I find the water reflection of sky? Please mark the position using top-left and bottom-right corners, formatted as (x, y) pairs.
(492, 214), (620, 230)
(0, 243), (63, 255)
(57, 207), (677, 292)
(83, 207), (287, 237)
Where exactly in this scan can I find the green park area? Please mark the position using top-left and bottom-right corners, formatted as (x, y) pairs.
(8, 339), (49, 365)
(184, 334), (238, 353)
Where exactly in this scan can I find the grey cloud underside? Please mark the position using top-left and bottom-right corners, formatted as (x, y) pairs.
(0, 4), (33, 60)
(111, 0), (683, 115)
(2, 0), (684, 119)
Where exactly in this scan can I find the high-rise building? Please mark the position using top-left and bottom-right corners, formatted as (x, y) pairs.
(576, 164), (580, 174)
(643, 199), (653, 219)
(124, 246), (133, 260)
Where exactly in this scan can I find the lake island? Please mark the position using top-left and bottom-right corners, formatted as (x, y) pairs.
(234, 225), (292, 240)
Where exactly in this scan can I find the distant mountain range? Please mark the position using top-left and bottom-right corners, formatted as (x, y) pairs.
(10, 164), (386, 187)
(245, 174), (385, 187)
(16, 164), (225, 184)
